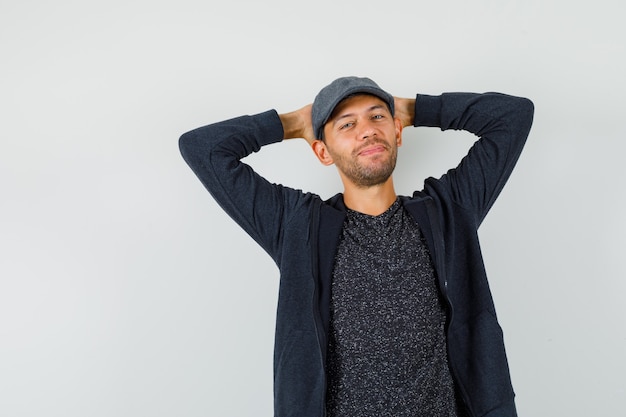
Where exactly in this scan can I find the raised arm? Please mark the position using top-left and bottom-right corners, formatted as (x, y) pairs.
(413, 93), (534, 225)
(179, 109), (315, 263)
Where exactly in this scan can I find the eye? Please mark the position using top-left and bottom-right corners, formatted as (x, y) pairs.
(339, 122), (354, 130)
(372, 114), (384, 120)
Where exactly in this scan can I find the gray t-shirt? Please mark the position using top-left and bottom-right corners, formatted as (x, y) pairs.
(326, 199), (461, 417)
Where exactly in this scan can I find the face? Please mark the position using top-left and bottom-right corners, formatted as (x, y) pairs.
(314, 94), (402, 188)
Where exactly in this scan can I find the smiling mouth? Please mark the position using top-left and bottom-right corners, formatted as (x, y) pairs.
(357, 144), (387, 156)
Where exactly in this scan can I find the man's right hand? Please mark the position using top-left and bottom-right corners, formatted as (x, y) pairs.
(279, 104), (317, 145)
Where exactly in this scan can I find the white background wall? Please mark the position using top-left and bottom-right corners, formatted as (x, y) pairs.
(1, 0), (624, 416)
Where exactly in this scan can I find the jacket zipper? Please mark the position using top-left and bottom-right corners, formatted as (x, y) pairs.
(424, 199), (474, 417)
(309, 201), (327, 417)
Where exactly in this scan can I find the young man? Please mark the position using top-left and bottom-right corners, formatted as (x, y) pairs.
(179, 76), (534, 417)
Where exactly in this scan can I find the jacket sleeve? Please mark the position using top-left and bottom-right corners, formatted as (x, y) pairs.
(414, 93), (535, 225)
(178, 110), (307, 263)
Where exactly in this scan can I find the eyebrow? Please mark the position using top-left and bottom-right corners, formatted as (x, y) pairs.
(331, 104), (388, 126)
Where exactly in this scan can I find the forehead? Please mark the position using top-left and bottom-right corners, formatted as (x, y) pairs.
(329, 94), (389, 120)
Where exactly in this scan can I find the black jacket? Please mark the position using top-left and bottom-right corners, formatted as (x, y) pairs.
(179, 92), (534, 417)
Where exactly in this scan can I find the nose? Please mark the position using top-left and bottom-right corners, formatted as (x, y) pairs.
(358, 119), (376, 140)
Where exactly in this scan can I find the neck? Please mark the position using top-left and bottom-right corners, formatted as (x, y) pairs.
(342, 177), (397, 216)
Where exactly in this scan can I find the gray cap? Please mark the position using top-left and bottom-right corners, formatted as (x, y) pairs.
(311, 76), (394, 139)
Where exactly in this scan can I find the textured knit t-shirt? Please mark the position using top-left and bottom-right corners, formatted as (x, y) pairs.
(325, 199), (460, 417)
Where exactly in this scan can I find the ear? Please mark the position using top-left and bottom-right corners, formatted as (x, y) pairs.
(311, 140), (334, 166)
(394, 117), (403, 147)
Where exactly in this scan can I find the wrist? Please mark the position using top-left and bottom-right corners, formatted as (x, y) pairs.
(394, 97), (416, 127)
(279, 111), (303, 139)
(279, 104), (314, 142)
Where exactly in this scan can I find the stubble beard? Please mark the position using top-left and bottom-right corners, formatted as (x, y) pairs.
(333, 140), (398, 188)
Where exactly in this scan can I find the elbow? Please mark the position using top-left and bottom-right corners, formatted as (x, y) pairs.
(519, 97), (535, 129)
(508, 96), (535, 131)
(178, 130), (193, 153)
(178, 129), (201, 162)
(519, 96), (535, 117)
